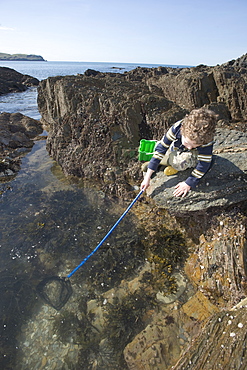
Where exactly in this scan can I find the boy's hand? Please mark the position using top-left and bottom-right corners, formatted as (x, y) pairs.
(173, 182), (191, 197)
(140, 168), (154, 191)
(141, 178), (150, 191)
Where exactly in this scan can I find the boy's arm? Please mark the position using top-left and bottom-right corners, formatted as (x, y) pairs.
(185, 143), (214, 188)
(148, 121), (182, 171)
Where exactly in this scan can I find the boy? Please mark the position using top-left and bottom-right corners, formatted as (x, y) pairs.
(141, 108), (217, 197)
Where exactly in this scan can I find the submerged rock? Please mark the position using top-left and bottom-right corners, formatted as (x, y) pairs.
(124, 316), (181, 370)
(122, 203), (247, 370)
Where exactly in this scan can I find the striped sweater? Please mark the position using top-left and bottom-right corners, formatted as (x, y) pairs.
(148, 120), (214, 188)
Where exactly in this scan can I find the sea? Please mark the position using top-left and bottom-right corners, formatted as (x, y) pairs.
(0, 60), (185, 369)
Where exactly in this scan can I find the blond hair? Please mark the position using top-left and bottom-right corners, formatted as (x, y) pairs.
(181, 108), (217, 145)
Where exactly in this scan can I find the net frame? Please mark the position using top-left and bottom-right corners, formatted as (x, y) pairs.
(36, 276), (72, 310)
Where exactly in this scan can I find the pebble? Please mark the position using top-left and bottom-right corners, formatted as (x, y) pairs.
(41, 357), (47, 368)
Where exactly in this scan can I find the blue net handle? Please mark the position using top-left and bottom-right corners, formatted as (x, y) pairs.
(67, 189), (144, 278)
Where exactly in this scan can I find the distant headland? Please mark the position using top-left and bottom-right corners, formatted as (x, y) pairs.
(0, 53), (46, 61)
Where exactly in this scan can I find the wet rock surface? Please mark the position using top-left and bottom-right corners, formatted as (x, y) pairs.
(124, 315), (181, 369)
(0, 112), (43, 180)
(185, 212), (247, 310)
(0, 66), (39, 95)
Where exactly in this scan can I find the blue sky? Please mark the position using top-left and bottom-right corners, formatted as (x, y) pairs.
(0, 0), (246, 66)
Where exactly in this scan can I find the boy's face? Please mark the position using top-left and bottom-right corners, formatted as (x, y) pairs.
(182, 135), (199, 150)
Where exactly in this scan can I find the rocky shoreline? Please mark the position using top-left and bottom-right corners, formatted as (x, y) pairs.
(1, 54), (247, 369)
(0, 66), (39, 95)
(0, 112), (43, 182)
(0, 67), (42, 183)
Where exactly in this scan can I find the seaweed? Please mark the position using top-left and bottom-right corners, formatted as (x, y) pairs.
(84, 233), (146, 293)
(134, 201), (189, 265)
(103, 290), (156, 352)
(141, 254), (177, 295)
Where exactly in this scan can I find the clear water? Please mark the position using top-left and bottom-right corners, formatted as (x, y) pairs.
(0, 139), (144, 369)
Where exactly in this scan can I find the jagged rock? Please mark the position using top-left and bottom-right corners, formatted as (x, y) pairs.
(224, 53), (247, 68)
(0, 112), (43, 180)
(184, 211), (247, 309)
(172, 306), (247, 370)
(37, 72), (186, 195)
(147, 54), (247, 121)
(163, 209), (247, 369)
(147, 129), (247, 215)
(0, 67), (39, 95)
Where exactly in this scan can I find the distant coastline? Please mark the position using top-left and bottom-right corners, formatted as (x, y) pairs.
(0, 53), (46, 61)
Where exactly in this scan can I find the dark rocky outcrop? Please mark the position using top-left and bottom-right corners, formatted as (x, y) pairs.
(146, 63), (247, 122)
(0, 66), (39, 95)
(38, 72), (187, 195)
(37, 53), (247, 206)
(224, 52), (247, 68)
(0, 112), (43, 180)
